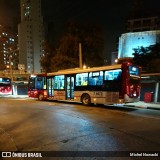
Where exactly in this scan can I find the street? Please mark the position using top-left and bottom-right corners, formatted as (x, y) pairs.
(0, 97), (160, 159)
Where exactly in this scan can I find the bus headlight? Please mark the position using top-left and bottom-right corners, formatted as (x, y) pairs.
(118, 99), (123, 103)
(44, 91), (47, 96)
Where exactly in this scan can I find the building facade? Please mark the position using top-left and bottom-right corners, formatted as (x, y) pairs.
(127, 16), (160, 32)
(18, 0), (44, 73)
(118, 30), (160, 58)
(118, 13), (160, 58)
(0, 25), (19, 71)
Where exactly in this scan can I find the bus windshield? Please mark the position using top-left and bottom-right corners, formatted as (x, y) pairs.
(0, 77), (12, 95)
(0, 78), (11, 86)
(28, 76), (46, 90)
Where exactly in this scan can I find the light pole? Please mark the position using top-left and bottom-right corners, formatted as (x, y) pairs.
(9, 56), (13, 81)
(79, 43), (83, 69)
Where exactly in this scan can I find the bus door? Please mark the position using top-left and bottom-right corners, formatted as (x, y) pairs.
(47, 77), (54, 97)
(66, 75), (74, 100)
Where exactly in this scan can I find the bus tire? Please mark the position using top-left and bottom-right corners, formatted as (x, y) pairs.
(38, 93), (44, 101)
(82, 94), (91, 106)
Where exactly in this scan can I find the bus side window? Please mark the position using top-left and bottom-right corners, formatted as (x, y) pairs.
(54, 75), (64, 90)
(104, 69), (122, 91)
(117, 71), (122, 80)
(89, 71), (103, 86)
(96, 75), (103, 85)
(76, 75), (81, 86)
(76, 73), (88, 86)
(104, 69), (122, 80)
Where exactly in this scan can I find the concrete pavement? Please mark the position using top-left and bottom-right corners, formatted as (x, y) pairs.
(1, 95), (160, 110)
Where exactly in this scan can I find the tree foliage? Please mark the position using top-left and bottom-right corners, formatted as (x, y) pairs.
(132, 43), (160, 73)
(50, 32), (80, 71)
(40, 42), (54, 72)
(41, 19), (104, 72)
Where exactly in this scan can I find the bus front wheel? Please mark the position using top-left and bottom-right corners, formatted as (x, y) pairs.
(82, 94), (91, 106)
(38, 93), (44, 101)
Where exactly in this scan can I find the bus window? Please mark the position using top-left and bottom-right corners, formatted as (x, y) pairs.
(0, 78), (11, 84)
(89, 71), (103, 86)
(76, 73), (88, 86)
(28, 78), (35, 89)
(35, 77), (46, 89)
(104, 69), (122, 91)
(54, 75), (64, 90)
(104, 69), (122, 80)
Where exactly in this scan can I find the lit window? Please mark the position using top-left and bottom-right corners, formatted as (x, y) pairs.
(76, 73), (88, 86)
(104, 69), (122, 80)
(54, 75), (64, 90)
(89, 71), (103, 86)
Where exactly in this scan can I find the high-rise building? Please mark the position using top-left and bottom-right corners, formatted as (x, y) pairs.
(18, 0), (44, 73)
(0, 25), (19, 71)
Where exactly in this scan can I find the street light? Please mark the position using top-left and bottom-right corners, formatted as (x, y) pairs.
(8, 56), (13, 81)
(6, 65), (10, 69)
(83, 64), (86, 69)
(115, 59), (118, 64)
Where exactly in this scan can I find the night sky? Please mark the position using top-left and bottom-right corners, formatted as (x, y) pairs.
(0, 0), (160, 62)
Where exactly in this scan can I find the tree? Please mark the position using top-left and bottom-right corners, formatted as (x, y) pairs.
(50, 33), (79, 71)
(50, 19), (104, 71)
(132, 43), (160, 73)
(40, 42), (54, 72)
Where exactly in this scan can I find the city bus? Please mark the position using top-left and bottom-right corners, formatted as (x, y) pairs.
(0, 77), (12, 95)
(28, 73), (47, 100)
(28, 62), (141, 105)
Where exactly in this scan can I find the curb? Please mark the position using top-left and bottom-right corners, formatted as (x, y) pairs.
(124, 105), (160, 110)
(146, 106), (160, 110)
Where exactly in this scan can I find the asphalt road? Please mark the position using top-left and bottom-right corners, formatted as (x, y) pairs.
(0, 98), (160, 160)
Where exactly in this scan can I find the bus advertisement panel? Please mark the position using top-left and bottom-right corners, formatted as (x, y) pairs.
(0, 77), (12, 95)
(28, 62), (141, 105)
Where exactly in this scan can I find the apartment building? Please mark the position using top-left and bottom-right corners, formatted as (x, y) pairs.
(0, 25), (19, 71)
(18, 0), (44, 73)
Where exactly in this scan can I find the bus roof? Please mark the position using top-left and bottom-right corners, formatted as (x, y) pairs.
(47, 64), (122, 76)
(30, 73), (47, 77)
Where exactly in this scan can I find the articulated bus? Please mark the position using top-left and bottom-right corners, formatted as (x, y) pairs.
(0, 77), (12, 95)
(28, 62), (141, 105)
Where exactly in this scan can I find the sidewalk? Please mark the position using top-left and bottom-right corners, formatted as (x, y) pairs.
(125, 101), (160, 110)
(0, 95), (29, 98)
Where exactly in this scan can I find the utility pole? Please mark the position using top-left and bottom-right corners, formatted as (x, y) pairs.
(9, 56), (13, 81)
(79, 43), (82, 69)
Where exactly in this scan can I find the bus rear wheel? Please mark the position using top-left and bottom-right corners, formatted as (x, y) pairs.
(82, 94), (91, 106)
(38, 93), (44, 101)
